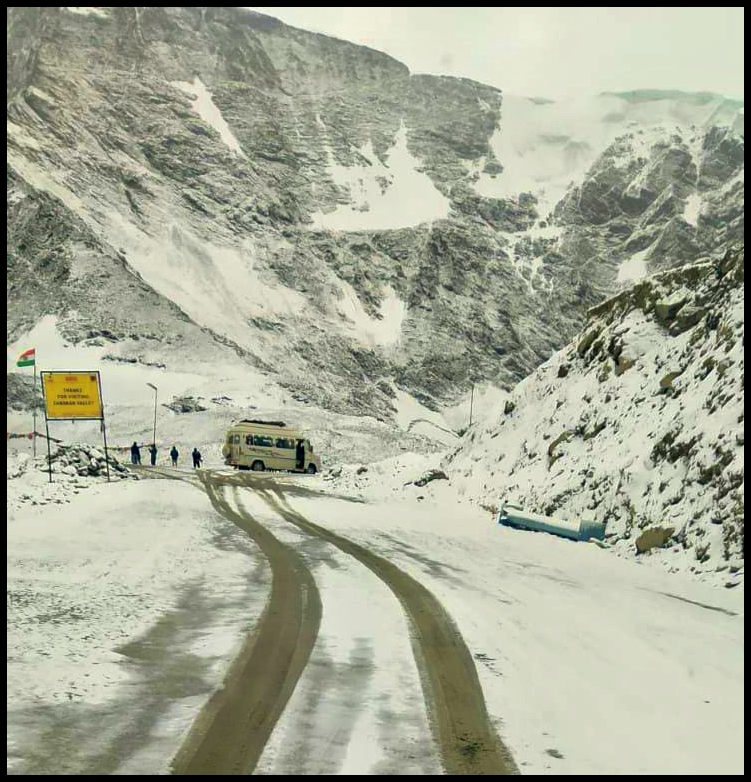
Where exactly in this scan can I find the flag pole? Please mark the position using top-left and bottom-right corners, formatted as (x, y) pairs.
(32, 362), (37, 458)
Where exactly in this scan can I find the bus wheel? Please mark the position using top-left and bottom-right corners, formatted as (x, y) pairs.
(251, 460), (265, 472)
(306, 464), (317, 475)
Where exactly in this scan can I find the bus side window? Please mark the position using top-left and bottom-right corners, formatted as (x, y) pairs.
(275, 438), (294, 449)
(246, 435), (253, 445)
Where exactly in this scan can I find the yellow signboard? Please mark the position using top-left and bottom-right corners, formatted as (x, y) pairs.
(42, 372), (103, 420)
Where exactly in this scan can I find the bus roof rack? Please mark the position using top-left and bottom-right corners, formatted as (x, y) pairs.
(239, 419), (287, 427)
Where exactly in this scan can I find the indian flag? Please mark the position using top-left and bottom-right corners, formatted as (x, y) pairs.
(17, 348), (36, 368)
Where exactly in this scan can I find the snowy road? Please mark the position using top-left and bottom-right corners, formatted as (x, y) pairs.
(7, 464), (744, 775)
(165, 469), (516, 775)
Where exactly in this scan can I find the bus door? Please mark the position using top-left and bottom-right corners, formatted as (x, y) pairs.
(230, 434), (242, 462)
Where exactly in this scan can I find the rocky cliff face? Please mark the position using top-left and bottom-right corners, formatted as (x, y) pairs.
(553, 114), (744, 278)
(6, 7), (745, 420)
(447, 246), (744, 575)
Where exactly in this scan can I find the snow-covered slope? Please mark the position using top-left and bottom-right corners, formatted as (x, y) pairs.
(447, 246), (744, 578)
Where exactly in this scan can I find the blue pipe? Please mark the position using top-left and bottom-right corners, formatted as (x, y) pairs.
(498, 504), (606, 542)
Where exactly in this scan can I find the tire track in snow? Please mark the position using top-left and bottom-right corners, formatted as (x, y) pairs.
(170, 475), (322, 775)
(151, 467), (516, 774)
(249, 482), (518, 776)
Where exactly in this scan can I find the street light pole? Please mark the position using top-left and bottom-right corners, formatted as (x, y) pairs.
(146, 383), (157, 448)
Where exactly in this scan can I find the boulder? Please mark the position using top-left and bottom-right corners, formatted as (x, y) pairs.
(413, 469), (449, 487)
(164, 396), (208, 413)
(635, 526), (675, 554)
(670, 303), (706, 334)
(653, 296), (689, 325)
(659, 370), (683, 392)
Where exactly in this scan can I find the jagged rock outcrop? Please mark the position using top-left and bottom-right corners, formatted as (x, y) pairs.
(552, 119), (744, 281)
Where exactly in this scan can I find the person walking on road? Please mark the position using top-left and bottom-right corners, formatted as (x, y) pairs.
(192, 447), (202, 469)
(170, 445), (179, 467)
(148, 443), (157, 466)
(130, 441), (141, 465)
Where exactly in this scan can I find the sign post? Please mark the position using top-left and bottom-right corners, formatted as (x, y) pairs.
(44, 413), (53, 484)
(99, 379), (110, 483)
(40, 371), (110, 483)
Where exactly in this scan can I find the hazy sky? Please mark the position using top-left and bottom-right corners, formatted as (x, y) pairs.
(249, 7), (744, 100)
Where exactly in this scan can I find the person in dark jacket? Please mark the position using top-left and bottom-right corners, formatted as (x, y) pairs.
(170, 446), (179, 467)
(148, 444), (157, 466)
(130, 442), (141, 465)
(295, 439), (305, 470)
(192, 447), (202, 468)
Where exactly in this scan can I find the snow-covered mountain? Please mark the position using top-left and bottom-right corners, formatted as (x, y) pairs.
(6, 7), (744, 420)
(447, 246), (744, 574)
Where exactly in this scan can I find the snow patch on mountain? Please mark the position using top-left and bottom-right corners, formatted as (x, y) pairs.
(64, 7), (110, 19)
(617, 246), (652, 285)
(7, 315), (213, 406)
(386, 390), (458, 447)
(334, 282), (405, 347)
(7, 121), (41, 151)
(7, 153), (84, 214)
(100, 212), (309, 355)
(682, 193), (703, 227)
(173, 77), (246, 158)
(310, 122), (450, 231)
(473, 95), (619, 215)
